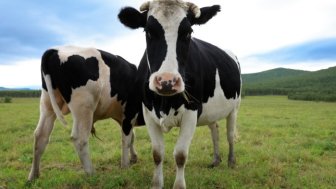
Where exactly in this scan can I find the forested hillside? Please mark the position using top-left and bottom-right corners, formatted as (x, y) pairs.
(242, 66), (336, 101)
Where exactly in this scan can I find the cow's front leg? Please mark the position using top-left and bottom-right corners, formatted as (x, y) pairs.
(148, 124), (164, 189)
(173, 110), (197, 189)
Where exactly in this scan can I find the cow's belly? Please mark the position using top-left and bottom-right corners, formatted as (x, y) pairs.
(93, 90), (123, 124)
(197, 96), (238, 126)
(197, 69), (241, 126)
(197, 81), (240, 126)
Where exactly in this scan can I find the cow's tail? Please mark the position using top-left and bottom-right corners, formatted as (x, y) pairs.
(43, 73), (67, 126)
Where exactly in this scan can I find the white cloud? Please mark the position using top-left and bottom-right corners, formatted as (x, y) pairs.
(0, 32), (146, 89)
(70, 30), (146, 66)
(192, 0), (336, 57)
(0, 59), (41, 88)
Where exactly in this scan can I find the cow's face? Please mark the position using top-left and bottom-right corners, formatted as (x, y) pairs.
(119, 0), (220, 96)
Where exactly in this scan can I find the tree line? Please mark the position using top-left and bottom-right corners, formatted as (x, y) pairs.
(242, 87), (336, 102)
(0, 90), (41, 98)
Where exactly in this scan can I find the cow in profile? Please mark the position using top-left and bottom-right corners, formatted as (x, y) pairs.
(119, 0), (242, 188)
(28, 46), (143, 181)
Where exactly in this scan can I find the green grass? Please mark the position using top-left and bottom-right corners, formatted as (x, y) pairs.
(0, 96), (335, 188)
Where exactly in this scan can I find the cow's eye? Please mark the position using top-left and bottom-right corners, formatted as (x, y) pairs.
(186, 32), (191, 40)
(146, 31), (152, 39)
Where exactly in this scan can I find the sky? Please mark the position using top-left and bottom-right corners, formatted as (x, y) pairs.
(1, 0), (336, 88)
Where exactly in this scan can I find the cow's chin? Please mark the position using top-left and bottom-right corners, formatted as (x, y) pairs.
(155, 88), (180, 96)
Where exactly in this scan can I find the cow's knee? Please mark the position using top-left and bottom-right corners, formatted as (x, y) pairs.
(153, 149), (163, 166)
(174, 151), (186, 168)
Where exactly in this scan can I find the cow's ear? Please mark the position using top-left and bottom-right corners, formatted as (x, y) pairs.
(188, 5), (220, 26)
(118, 7), (147, 29)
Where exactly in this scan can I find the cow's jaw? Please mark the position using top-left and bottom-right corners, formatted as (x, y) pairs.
(147, 2), (186, 96)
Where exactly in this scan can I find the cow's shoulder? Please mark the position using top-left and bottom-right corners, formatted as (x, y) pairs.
(188, 38), (241, 100)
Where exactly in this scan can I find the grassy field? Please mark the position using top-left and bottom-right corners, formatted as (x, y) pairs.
(0, 96), (335, 188)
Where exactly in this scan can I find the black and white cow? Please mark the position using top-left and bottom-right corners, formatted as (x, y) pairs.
(28, 46), (143, 181)
(119, 0), (241, 188)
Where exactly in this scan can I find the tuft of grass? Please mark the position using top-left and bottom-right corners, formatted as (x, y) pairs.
(0, 96), (335, 188)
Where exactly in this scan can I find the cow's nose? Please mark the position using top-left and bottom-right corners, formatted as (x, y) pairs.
(154, 73), (182, 96)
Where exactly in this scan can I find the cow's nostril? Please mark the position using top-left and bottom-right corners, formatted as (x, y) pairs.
(162, 81), (168, 86)
(157, 76), (162, 82)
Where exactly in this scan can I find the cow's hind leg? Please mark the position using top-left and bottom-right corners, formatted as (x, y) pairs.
(208, 122), (221, 168)
(227, 110), (238, 168)
(71, 107), (95, 175)
(121, 129), (137, 168)
(28, 98), (56, 181)
(130, 130), (138, 164)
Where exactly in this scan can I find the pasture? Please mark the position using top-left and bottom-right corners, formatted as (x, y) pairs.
(0, 96), (335, 188)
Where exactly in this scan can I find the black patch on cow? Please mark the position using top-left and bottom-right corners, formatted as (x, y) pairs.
(188, 38), (241, 101)
(153, 149), (162, 166)
(118, 7), (148, 29)
(187, 5), (221, 26)
(98, 50), (145, 135)
(98, 50), (137, 104)
(145, 16), (167, 73)
(41, 49), (99, 103)
(41, 49), (57, 91)
(176, 18), (193, 77)
(175, 151), (186, 168)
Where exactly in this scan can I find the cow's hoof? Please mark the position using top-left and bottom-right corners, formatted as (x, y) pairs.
(27, 172), (39, 182)
(130, 155), (138, 164)
(228, 158), (236, 169)
(208, 159), (222, 168)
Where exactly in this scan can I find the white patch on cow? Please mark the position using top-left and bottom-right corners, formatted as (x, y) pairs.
(54, 45), (101, 64)
(148, 2), (186, 93)
(143, 104), (186, 133)
(67, 80), (101, 111)
(197, 69), (240, 126)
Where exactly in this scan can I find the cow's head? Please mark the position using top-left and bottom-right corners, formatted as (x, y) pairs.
(119, 0), (220, 96)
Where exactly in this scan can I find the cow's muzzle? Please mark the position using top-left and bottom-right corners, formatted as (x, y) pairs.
(150, 72), (184, 96)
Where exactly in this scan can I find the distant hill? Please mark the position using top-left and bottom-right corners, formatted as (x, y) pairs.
(0, 87), (41, 98)
(242, 66), (336, 101)
(0, 87), (33, 91)
(243, 68), (310, 84)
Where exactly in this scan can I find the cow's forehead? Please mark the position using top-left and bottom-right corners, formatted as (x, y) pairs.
(148, 1), (187, 28)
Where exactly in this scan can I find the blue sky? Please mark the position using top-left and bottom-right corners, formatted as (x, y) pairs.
(1, 0), (336, 88)
(252, 38), (336, 63)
